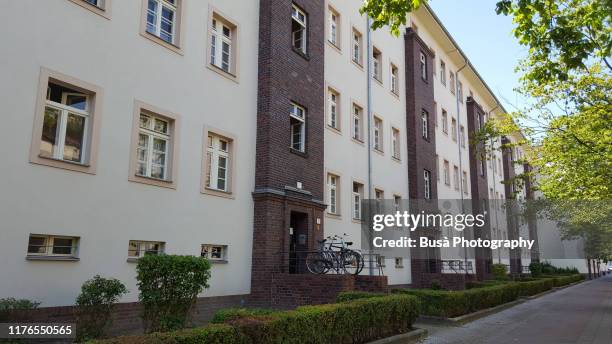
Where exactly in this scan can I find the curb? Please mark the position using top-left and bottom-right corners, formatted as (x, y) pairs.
(366, 328), (428, 344)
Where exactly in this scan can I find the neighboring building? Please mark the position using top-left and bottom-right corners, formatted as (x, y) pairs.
(0, 0), (539, 328)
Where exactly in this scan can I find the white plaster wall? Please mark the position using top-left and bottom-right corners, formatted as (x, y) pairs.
(0, 0), (259, 307)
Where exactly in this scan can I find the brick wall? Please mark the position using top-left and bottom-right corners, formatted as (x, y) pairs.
(502, 137), (522, 274)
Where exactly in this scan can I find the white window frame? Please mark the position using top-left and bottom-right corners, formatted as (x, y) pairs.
(451, 118), (457, 142)
(442, 110), (448, 134)
(128, 240), (165, 259)
(390, 64), (399, 94)
(290, 102), (306, 152)
(462, 171), (469, 193)
(292, 4), (307, 54)
(392, 127), (400, 160)
(210, 16), (234, 74)
(395, 257), (403, 268)
(328, 7), (339, 47)
(374, 117), (383, 151)
(453, 165), (460, 190)
(201, 244), (228, 261)
(41, 92), (91, 165)
(352, 104), (363, 141)
(449, 72), (456, 95)
(27, 235), (78, 258)
(146, 0), (177, 44)
(424, 170), (431, 199)
(206, 134), (230, 192)
(352, 29), (362, 65)
(327, 89), (339, 130)
(443, 160), (450, 185)
(352, 182), (363, 220)
(420, 52), (427, 80)
(137, 113), (171, 180)
(458, 81), (464, 102)
(440, 60), (446, 86)
(421, 110), (429, 140)
(460, 125), (465, 147)
(327, 174), (339, 215)
(373, 48), (382, 82)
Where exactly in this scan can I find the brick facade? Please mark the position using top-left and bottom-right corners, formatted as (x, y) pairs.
(502, 137), (522, 274)
(466, 97), (493, 280)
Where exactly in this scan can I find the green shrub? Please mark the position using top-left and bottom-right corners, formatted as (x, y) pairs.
(491, 264), (509, 280)
(429, 280), (443, 290)
(76, 275), (128, 341)
(550, 274), (584, 287)
(335, 291), (386, 303)
(210, 308), (278, 324)
(529, 261), (543, 277)
(92, 295), (420, 344)
(516, 278), (554, 297)
(531, 261), (579, 276)
(136, 255), (212, 333)
(0, 298), (40, 321)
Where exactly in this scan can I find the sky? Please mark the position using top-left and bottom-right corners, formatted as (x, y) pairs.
(428, 0), (528, 111)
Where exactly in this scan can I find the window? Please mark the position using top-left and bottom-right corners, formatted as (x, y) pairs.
(327, 174), (340, 215)
(394, 195), (402, 211)
(352, 28), (362, 65)
(373, 47), (382, 82)
(433, 101), (438, 127)
(462, 171), (468, 193)
(451, 118), (457, 141)
(460, 125), (465, 147)
(70, 0), (111, 18)
(377, 255), (386, 267)
(453, 165), (459, 190)
(128, 240), (164, 259)
(145, 0), (180, 46)
(352, 182), (364, 220)
(435, 154), (440, 180)
(209, 14), (236, 75)
(205, 133), (232, 193)
(352, 103), (363, 142)
(419, 52), (427, 80)
(31, 69), (102, 174)
(443, 160), (450, 185)
(129, 101), (180, 188)
(327, 88), (340, 130)
(375, 189), (384, 200)
(441, 109), (448, 134)
(27, 235), (78, 258)
(292, 5), (307, 54)
(424, 170), (431, 199)
(290, 102), (306, 152)
(390, 64), (399, 95)
(328, 7), (340, 47)
(374, 117), (383, 151)
(421, 110), (429, 140)
(392, 128), (400, 160)
(458, 81), (464, 102)
(449, 72), (456, 95)
(440, 60), (446, 86)
(201, 244), (228, 261)
(395, 257), (403, 268)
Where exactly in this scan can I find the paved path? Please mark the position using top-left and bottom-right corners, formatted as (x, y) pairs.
(411, 275), (612, 344)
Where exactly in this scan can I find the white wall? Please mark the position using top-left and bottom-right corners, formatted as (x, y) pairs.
(0, 0), (259, 307)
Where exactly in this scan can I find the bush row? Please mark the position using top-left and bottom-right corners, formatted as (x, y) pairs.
(92, 294), (420, 344)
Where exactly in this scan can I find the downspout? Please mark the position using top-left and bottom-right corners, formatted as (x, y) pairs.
(487, 104), (502, 263)
(366, 16), (374, 275)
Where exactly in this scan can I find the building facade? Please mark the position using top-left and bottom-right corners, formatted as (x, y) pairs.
(0, 0), (538, 325)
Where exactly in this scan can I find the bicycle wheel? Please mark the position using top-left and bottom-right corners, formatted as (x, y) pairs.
(342, 250), (364, 275)
(306, 252), (330, 274)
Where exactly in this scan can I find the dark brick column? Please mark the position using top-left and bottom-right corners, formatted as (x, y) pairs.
(403, 28), (440, 288)
(466, 97), (493, 281)
(502, 137), (521, 274)
(250, 0), (326, 307)
(523, 163), (540, 263)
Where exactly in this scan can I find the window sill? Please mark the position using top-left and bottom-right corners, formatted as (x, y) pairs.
(292, 47), (310, 61)
(207, 64), (239, 83)
(326, 40), (342, 54)
(26, 255), (79, 262)
(351, 60), (364, 71)
(209, 259), (229, 264)
(68, 0), (111, 19)
(373, 77), (383, 86)
(202, 187), (235, 199)
(392, 156), (401, 163)
(140, 31), (184, 56)
(351, 137), (365, 146)
(373, 148), (384, 156)
(31, 154), (95, 175)
(326, 125), (342, 136)
(390, 90), (400, 99)
(289, 147), (308, 158)
(351, 218), (364, 224)
(395, 265), (404, 269)
(326, 212), (342, 220)
(129, 174), (176, 189)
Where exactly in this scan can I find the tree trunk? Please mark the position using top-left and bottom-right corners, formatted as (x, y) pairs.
(587, 258), (592, 279)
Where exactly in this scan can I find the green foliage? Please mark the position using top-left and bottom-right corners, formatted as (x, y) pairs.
(92, 295), (420, 344)
(429, 279), (443, 290)
(491, 264), (510, 280)
(335, 291), (386, 303)
(529, 261), (544, 277)
(360, 0), (425, 36)
(76, 275), (128, 341)
(210, 308), (278, 324)
(0, 298), (40, 321)
(136, 255), (211, 333)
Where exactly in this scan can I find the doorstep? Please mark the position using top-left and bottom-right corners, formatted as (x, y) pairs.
(366, 328), (428, 344)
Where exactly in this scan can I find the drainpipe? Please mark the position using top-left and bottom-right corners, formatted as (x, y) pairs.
(487, 104), (502, 263)
(454, 60), (468, 276)
(366, 16), (374, 276)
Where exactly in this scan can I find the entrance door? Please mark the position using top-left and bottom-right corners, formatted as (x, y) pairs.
(289, 211), (308, 274)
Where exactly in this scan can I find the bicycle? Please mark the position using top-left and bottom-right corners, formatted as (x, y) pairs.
(306, 234), (364, 275)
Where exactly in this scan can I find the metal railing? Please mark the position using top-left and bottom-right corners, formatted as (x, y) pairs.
(441, 260), (474, 274)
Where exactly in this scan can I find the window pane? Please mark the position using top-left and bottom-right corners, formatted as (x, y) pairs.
(146, 0), (158, 34)
(222, 41), (230, 71)
(63, 113), (86, 163)
(52, 238), (73, 255)
(27, 236), (47, 254)
(160, 7), (174, 43)
(211, 246), (222, 259)
(128, 241), (140, 257)
(140, 114), (151, 129)
(40, 107), (60, 158)
(64, 94), (88, 111)
(137, 134), (149, 176)
(154, 118), (168, 134)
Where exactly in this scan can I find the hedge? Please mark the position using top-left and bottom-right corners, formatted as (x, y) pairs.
(335, 291), (387, 303)
(91, 294), (420, 344)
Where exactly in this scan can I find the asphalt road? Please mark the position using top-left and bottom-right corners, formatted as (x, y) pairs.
(413, 274), (612, 344)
